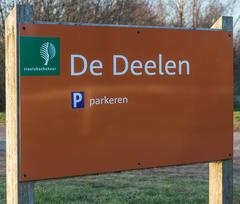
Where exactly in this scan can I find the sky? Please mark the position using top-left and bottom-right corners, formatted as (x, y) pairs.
(221, 0), (240, 32)
(5, 0), (240, 32)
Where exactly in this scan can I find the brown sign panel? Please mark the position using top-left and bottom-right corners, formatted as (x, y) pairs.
(19, 23), (233, 181)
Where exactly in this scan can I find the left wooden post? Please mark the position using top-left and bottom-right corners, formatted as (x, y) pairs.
(5, 4), (34, 204)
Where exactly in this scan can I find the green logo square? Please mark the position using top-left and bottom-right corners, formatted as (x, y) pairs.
(20, 36), (60, 76)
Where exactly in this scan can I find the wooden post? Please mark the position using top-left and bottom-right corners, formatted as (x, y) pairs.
(5, 4), (34, 204)
(209, 16), (233, 204)
(5, 5), (233, 204)
(20, 183), (35, 204)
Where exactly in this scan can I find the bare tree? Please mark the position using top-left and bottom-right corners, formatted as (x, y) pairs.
(198, 1), (224, 27)
(0, 0), (15, 112)
(191, 0), (202, 28)
(0, 0), (239, 111)
(169, 0), (186, 27)
(156, 0), (167, 25)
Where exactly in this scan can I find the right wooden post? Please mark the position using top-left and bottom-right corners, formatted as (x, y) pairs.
(209, 16), (233, 204)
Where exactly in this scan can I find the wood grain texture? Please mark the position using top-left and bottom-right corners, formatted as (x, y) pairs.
(211, 16), (233, 32)
(209, 161), (223, 204)
(5, 6), (19, 204)
(6, 4), (33, 204)
(18, 5), (34, 204)
(209, 16), (233, 204)
(209, 160), (233, 204)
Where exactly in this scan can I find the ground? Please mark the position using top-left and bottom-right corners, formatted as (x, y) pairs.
(0, 113), (5, 123)
(0, 112), (240, 203)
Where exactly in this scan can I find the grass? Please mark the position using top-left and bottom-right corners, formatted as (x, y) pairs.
(0, 112), (5, 123)
(0, 176), (5, 204)
(34, 176), (209, 204)
(234, 110), (240, 123)
(0, 173), (240, 204)
(0, 111), (239, 203)
(234, 109), (240, 130)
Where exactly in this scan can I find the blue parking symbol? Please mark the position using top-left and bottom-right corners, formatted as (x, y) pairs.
(72, 92), (84, 109)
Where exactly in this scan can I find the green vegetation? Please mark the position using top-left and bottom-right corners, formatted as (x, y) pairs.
(234, 109), (240, 122)
(35, 177), (208, 204)
(234, 109), (240, 130)
(0, 112), (5, 123)
(0, 112), (240, 203)
(0, 176), (5, 204)
(0, 173), (240, 204)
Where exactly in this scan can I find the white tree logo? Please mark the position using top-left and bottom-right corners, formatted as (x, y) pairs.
(40, 42), (56, 66)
